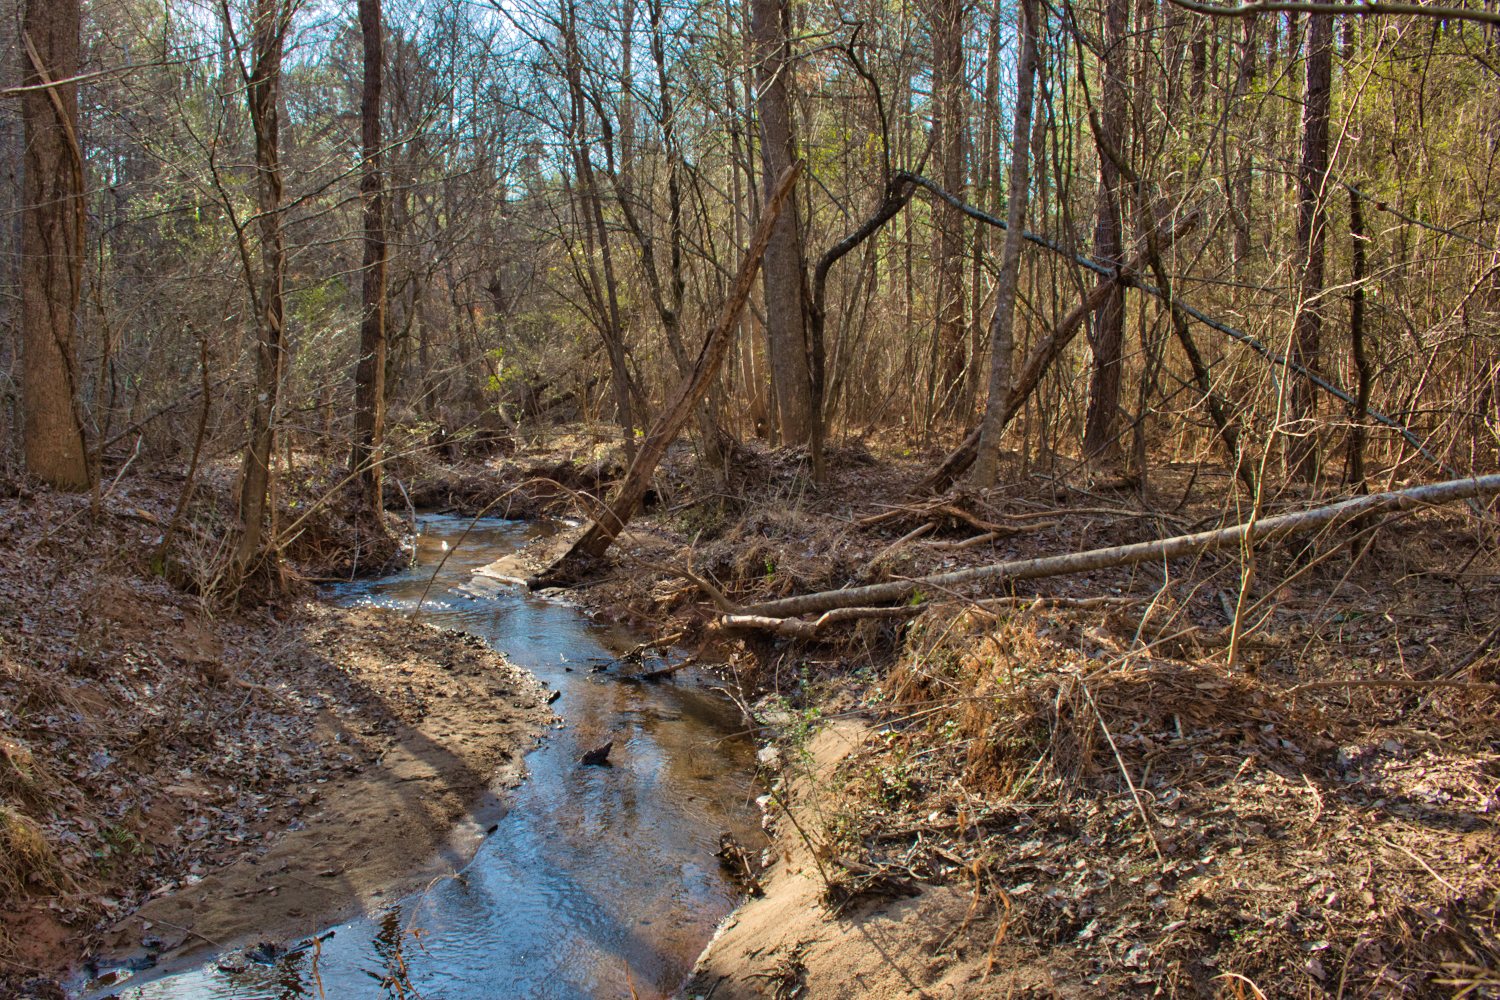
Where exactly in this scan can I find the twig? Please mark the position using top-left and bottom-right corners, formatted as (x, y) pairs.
(1379, 837), (1461, 895)
(1079, 680), (1164, 865)
(151, 917), (226, 951)
(872, 521), (935, 563)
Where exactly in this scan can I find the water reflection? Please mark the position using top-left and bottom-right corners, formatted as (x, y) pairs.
(97, 516), (762, 1000)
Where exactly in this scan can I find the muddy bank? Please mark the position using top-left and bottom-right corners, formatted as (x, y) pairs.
(0, 479), (551, 996)
(100, 513), (766, 1000)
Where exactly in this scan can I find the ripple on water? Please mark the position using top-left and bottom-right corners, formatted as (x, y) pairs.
(92, 516), (763, 1000)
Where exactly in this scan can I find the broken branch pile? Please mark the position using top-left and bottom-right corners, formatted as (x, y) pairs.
(719, 474), (1500, 630)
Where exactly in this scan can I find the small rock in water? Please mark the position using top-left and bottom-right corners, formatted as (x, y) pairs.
(245, 941), (284, 964)
(579, 740), (613, 766)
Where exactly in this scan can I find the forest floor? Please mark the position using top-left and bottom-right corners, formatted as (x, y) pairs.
(472, 426), (1499, 999)
(3, 426), (1496, 998)
(0, 462), (553, 997)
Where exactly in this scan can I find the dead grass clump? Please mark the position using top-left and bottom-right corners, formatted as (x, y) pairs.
(0, 738), (50, 811)
(887, 605), (1307, 799)
(0, 805), (68, 897)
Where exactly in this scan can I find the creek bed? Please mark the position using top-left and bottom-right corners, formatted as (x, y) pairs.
(94, 515), (764, 1000)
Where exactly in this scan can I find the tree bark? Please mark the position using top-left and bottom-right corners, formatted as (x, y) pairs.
(232, 0), (293, 583)
(750, 0), (815, 445)
(351, 0), (388, 522)
(973, 0), (1041, 485)
(1082, 0), (1131, 463)
(928, 0), (968, 416)
(20, 0), (91, 490)
(1346, 185), (1370, 490)
(740, 473), (1500, 619)
(1288, 10), (1333, 481)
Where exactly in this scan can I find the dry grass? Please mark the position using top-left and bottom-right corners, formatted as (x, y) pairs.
(0, 805), (69, 897)
(832, 597), (1500, 997)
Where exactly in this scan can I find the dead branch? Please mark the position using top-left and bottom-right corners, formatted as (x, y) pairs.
(529, 161), (803, 585)
(715, 605), (923, 640)
(737, 474), (1500, 620)
(872, 522), (935, 563)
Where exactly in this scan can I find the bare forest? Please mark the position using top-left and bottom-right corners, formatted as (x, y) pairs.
(1, 0), (1498, 994)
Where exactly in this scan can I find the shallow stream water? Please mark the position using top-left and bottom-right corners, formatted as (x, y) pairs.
(94, 515), (764, 1000)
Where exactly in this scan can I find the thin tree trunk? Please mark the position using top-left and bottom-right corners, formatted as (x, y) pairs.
(232, 0), (292, 585)
(929, 0), (968, 415)
(534, 163), (801, 580)
(1346, 185), (1370, 490)
(1289, 10), (1333, 481)
(973, 0), (1041, 485)
(1231, 19), (1257, 276)
(562, 0), (636, 461)
(1082, 0), (1131, 463)
(351, 0), (388, 522)
(20, 0), (91, 490)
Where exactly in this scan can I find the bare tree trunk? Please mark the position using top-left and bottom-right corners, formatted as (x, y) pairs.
(969, 0), (1003, 410)
(928, 0), (968, 416)
(1231, 19), (1257, 276)
(1289, 10), (1332, 481)
(1346, 186), (1370, 490)
(750, 0), (815, 445)
(20, 0), (91, 490)
(562, 0), (636, 462)
(973, 0), (1041, 484)
(232, 0), (292, 584)
(351, 0), (388, 522)
(1083, 0), (1131, 463)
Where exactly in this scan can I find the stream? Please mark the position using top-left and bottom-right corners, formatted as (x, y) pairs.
(93, 515), (765, 1000)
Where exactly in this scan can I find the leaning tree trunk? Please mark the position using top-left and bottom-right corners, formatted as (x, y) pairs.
(351, 0), (388, 523)
(532, 164), (801, 584)
(20, 0), (91, 490)
(232, 0), (292, 585)
(973, 0), (1040, 485)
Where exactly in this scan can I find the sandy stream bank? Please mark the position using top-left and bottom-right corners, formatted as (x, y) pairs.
(0, 482), (553, 997)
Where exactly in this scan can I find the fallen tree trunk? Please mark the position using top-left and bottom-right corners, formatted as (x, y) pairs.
(738, 473), (1500, 619)
(715, 606), (924, 640)
(530, 162), (803, 585)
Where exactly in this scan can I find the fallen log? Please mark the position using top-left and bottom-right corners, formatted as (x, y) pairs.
(528, 162), (803, 585)
(737, 474), (1500, 620)
(715, 606), (924, 640)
